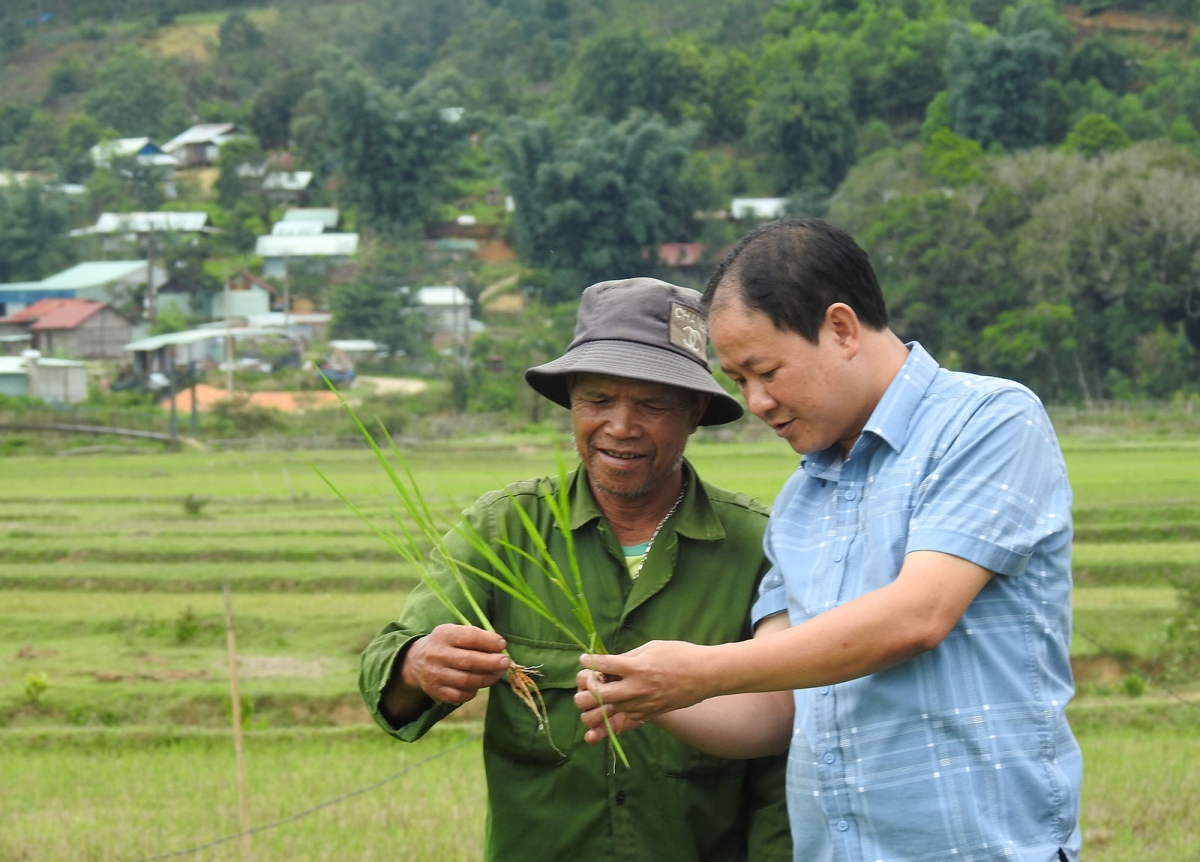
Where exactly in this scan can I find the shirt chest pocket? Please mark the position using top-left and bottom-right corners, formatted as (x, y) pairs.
(484, 633), (581, 765)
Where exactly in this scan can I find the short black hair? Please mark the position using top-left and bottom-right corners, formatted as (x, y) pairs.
(704, 218), (888, 343)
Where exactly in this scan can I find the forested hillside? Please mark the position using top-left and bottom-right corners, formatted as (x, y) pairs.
(2, 0), (1200, 404)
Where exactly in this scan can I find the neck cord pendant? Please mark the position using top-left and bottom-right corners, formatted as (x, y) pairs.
(631, 479), (687, 580)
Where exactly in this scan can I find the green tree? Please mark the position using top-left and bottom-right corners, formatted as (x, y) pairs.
(84, 47), (189, 140)
(13, 110), (61, 169)
(59, 114), (103, 181)
(747, 74), (858, 194)
(979, 303), (1082, 402)
(218, 11), (264, 56)
(0, 105), (34, 151)
(1067, 37), (1135, 93)
(923, 127), (985, 185)
(945, 8), (1062, 151)
(46, 55), (87, 101)
(573, 31), (700, 124)
(465, 301), (577, 419)
(250, 69), (314, 150)
(214, 137), (265, 210)
(329, 280), (433, 359)
(0, 182), (73, 282)
(1063, 113), (1131, 157)
(314, 63), (470, 229)
(497, 112), (698, 302)
(1012, 144), (1200, 398)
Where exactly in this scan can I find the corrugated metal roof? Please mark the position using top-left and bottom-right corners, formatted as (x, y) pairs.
(88, 138), (176, 167)
(271, 220), (324, 236)
(0, 298), (75, 324)
(280, 208), (339, 227)
(245, 312), (332, 327)
(39, 261), (148, 289)
(124, 326), (284, 352)
(329, 339), (382, 352)
(416, 286), (469, 307)
(162, 123), (242, 152)
(263, 172), (314, 191)
(730, 197), (788, 219)
(0, 281), (44, 292)
(79, 212), (212, 234)
(29, 299), (108, 332)
(0, 355), (86, 373)
(255, 234), (358, 258)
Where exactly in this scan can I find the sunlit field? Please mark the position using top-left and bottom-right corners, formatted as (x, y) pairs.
(2, 436), (1198, 860)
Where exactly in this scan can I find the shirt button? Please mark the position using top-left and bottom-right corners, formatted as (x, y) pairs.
(820, 686), (831, 695)
(833, 552), (843, 562)
(823, 751), (836, 764)
(845, 490), (857, 501)
(837, 819), (849, 832)
(615, 790), (626, 806)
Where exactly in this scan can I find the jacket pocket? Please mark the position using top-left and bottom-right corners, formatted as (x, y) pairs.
(653, 728), (744, 779)
(483, 632), (581, 765)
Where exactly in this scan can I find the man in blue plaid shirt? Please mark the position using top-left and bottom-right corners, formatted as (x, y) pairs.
(577, 218), (1082, 862)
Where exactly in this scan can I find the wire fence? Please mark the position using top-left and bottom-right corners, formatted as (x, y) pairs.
(128, 731), (483, 862)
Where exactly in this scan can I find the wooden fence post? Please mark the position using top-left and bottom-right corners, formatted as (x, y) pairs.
(222, 583), (252, 860)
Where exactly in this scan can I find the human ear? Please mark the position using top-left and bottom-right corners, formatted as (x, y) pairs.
(689, 393), (711, 431)
(824, 303), (861, 355)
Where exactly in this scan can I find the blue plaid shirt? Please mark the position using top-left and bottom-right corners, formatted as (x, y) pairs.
(754, 343), (1082, 862)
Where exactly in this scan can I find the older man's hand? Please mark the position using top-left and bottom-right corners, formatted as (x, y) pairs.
(576, 640), (713, 723)
(403, 624), (509, 705)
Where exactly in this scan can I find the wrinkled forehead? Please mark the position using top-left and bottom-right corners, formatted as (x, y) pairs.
(567, 372), (696, 404)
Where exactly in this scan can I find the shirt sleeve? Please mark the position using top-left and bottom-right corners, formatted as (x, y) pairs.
(751, 564), (788, 626)
(358, 497), (497, 741)
(905, 387), (1072, 578)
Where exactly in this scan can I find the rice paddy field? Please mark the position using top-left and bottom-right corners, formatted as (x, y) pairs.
(1, 432), (1198, 861)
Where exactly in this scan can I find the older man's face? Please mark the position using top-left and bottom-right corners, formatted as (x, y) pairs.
(569, 373), (702, 500)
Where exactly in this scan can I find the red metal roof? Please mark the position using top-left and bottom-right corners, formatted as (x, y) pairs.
(0, 298), (73, 325)
(0, 298), (108, 331)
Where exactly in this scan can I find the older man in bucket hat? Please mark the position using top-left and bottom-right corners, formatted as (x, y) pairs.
(358, 277), (792, 861)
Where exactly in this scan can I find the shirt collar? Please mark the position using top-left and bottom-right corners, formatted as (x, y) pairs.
(860, 341), (940, 454)
(568, 459), (725, 542)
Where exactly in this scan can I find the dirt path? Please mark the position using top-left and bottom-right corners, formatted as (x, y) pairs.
(356, 376), (429, 396)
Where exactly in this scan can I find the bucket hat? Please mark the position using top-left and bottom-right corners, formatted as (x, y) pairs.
(524, 277), (743, 426)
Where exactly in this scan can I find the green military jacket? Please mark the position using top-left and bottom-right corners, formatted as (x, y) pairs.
(359, 461), (791, 861)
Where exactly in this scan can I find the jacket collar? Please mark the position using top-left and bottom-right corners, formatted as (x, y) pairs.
(568, 458), (725, 542)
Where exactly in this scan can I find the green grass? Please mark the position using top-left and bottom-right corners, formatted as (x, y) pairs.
(1071, 587), (1177, 658)
(1073, 720), (1200, 861)
(0, 727), (485, 862)
(0, 436), (1197, 858)
(0, 717), (1195, 862)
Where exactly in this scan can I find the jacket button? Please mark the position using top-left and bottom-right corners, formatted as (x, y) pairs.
(615, 790), (627, 805)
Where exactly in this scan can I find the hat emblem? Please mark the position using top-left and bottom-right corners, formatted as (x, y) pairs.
(670, 303), (707, 362)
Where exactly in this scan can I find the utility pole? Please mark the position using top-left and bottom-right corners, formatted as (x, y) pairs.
(223, 265), (233, 395)
(283, 254), (290, 331)
(145, 228), (158, 322)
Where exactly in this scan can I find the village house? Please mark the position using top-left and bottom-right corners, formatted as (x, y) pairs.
(0, 353), (89, 404)
(161, 123), (248, 168)
(730, 197), (788, 220)
(0, 298), (132, 360)
(414, 285), (483, 352)
(212, 270), (280, 319)
(255, 233), (359, 278)
(0, 262), (166, 318)
(262, 171), (315, 204)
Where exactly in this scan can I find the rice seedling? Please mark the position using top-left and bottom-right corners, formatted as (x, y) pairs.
(316, 390), (629, 767)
